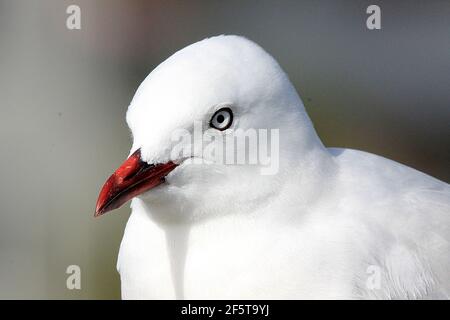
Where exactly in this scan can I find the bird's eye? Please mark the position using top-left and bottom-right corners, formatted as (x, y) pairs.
(210, 107), (233, 131)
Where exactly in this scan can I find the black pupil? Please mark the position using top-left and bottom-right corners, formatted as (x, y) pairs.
(216, 114), (225, 123)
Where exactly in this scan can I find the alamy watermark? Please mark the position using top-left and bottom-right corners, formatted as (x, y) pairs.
(366, 265), (381, 290)
(169, 121), (280, 175)
(66, 5), (81, 30)
(66, 265), (81, 290)
(366, 5), (381, 30)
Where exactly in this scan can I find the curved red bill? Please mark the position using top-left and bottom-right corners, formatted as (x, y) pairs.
(95, 149), (177, 217)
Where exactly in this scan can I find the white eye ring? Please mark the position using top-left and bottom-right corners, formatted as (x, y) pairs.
(210, 107), (233, 131)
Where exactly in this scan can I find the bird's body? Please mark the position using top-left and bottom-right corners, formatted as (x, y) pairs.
(118, 148), (450, 299)
(96, 35), (450, 299)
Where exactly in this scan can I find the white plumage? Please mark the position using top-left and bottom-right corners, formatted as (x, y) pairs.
(115, 35), (450, 299)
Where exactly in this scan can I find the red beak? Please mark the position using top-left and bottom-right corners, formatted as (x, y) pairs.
(95, 149), (177, 217)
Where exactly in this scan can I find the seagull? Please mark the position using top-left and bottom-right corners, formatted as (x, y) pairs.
(95, 35), (450, 299)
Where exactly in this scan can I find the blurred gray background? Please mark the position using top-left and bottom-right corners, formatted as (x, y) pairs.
(0, 0), (449, 299)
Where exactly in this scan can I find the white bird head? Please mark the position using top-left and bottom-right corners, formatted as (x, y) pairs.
(95, 35), (328, 221)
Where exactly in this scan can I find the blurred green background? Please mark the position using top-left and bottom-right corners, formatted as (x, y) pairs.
(0, 0), (449, 299)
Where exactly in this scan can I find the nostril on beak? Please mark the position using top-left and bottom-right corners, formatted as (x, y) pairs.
(124, 162), (154, 181)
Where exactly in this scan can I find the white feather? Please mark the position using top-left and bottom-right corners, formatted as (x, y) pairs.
(116, 35), (450, 299)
